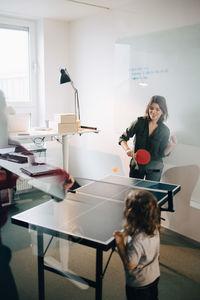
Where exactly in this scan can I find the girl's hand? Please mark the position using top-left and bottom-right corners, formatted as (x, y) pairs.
(64, 176), (75, 192)
(114, 231), (137, 270)
(114, 230), (124, 245)
(169, 136), (178, 147)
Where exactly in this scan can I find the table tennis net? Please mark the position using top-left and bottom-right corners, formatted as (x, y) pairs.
(68, 175), (171, 204)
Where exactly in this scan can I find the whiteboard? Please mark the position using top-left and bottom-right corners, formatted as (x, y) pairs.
(114, 24), (200, 147)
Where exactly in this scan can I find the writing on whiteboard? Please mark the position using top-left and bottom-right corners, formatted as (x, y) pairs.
(129, 67), (168, 81)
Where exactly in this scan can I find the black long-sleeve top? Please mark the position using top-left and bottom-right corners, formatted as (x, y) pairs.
(119, 117), (170, 171)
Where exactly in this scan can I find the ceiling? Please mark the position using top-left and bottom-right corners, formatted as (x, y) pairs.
(0, 0), (134, 22)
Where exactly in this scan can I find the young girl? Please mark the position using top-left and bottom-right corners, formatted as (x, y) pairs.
(114, 190), (161, 300)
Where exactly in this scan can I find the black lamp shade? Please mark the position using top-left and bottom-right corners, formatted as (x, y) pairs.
(60, 69), (71, 84)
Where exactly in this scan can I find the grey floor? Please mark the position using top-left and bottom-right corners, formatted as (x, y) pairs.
(1, 190), (200, 300)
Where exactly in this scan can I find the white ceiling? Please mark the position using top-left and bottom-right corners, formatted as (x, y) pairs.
(0, 0), (134, 22)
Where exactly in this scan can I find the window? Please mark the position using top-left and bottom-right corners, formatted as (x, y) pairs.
(0, 24), (30, 102)
(0, 17), (37, 124)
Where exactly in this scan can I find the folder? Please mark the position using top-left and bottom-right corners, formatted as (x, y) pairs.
(20, 164), (59, 177)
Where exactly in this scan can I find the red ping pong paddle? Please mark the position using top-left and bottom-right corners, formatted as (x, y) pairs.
(135, 149), (151, 165)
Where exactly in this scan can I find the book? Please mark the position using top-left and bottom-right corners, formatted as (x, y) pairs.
(20, 164), (59, 177)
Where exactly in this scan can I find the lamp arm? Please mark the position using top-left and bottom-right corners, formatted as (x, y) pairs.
(75, 90), (80, 120)
(70, 80), (77, 92)
(63, 68), (80, 120)
(70, 82), (80, 119)
(74, 89), (80, 120)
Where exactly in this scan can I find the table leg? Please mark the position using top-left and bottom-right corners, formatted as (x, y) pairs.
(96, 248), (103, 300)
(62, 135), (69, 171)
(37, 231), (45, 300)
(168, 191), (174, 212)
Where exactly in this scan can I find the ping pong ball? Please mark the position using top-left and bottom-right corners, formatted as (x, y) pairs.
(113, 167), (119, 173)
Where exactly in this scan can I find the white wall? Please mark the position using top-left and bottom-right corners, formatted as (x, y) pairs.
(37, 19), (75, 124)
(62, 0), (200, 242)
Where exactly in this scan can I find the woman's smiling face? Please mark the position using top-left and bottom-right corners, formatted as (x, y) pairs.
(148, 102), (163, 122)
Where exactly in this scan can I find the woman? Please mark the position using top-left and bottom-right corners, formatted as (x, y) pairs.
(119, 95), (177, 181)
(114, 190), (161, 300)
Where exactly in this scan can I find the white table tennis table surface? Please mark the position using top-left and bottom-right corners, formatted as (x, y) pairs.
(11, 175), (180, 250)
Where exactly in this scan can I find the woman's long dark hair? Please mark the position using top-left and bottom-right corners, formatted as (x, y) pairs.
(145, 95), (168, 123)
(123, 190), (161, 237)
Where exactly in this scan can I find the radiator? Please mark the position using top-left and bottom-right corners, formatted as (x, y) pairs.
(16, 177), (32, 192)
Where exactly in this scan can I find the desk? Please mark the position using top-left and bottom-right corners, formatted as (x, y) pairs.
(11, 174), (180, 300)
(0, 156), (66, 201)
(9, 128), (99, 171)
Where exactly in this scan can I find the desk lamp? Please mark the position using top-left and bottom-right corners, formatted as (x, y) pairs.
(60, 68), (80, 121)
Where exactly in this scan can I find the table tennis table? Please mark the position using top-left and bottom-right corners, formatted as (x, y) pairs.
(11, 175), (180, 300)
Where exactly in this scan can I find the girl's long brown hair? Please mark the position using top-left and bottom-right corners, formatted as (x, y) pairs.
(123, 190), (161, 237)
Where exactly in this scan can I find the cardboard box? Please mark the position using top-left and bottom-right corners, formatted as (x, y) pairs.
(54, 113), (76, 124)
(57, 122), (78, 133)
(49, 118), (80, 133)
